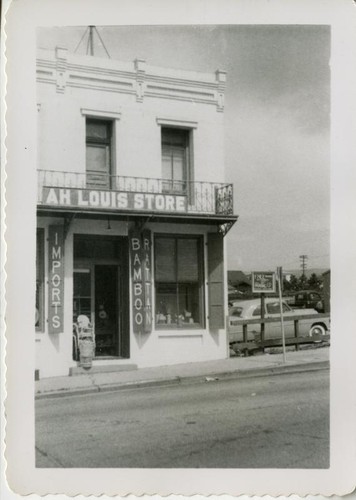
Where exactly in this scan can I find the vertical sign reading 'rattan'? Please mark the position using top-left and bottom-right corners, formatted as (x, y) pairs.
(129, 229), (152, 334)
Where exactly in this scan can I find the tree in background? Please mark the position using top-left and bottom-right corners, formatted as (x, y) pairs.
(299, 274), (308, 289)
(283, 273), (323, 292)
(283, 274), (299, 292)
(307, 272), (322, 290)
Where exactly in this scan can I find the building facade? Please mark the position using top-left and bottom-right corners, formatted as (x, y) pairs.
(36, 47), (237, 378)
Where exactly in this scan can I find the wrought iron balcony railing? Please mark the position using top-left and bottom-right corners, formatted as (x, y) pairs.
(37, 170), (234, 216)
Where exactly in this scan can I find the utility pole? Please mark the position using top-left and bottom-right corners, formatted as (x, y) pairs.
(299, 254), (308, 278)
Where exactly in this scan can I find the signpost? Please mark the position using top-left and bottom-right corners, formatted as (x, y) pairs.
(277, 266), (287, 363)
(252, 272), (276, 345)
(252, 269), (286, 363)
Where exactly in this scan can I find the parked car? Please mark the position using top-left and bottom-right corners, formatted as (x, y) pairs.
(228, 298), (329, 344)
(289, 290), (324, 312)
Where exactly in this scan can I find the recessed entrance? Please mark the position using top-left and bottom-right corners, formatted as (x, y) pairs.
(73, 235), (129, 359)
(95, 265), (118, 356)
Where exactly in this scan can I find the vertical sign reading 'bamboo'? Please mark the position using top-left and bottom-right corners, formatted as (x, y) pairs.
(129, 229), (152, 334)
(48, 225), (64, 334)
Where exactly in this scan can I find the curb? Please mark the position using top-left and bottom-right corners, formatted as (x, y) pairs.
(35, 360), (329, 400)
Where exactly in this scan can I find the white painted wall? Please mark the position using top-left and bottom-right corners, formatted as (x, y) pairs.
(36, 49), (229, 378)
(37, 48), (226, 184)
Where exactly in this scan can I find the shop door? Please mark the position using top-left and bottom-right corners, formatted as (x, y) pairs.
(94, 265), (119, 357)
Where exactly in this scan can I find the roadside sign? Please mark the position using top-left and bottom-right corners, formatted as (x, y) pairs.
(252, 271), (276, 294)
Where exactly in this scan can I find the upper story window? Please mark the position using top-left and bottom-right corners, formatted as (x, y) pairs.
(161, 128), (191, 194)
(86, 118), (112, 189)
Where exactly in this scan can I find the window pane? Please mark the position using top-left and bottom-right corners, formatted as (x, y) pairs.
(162, 128), (187, 146)
(177, 239), (198, 282)
(155, 238), (176, 281)
(155, 283), (178, 325)
(86, 145), (109, 173)
(252, 306), (261, 316)
(155, 235), (203, 327)
(73, 271), (91, 296)
(86, 121), (109, 141)
(161, 128), (189, 196)
(172, 150), (185, 181)
(230, 306), (243, 317)
(266, 302), (280, 314)
(162, 150), (172, 179)
(178, 283), (200, 324)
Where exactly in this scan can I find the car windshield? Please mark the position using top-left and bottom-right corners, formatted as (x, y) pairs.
(252, 306), (261, 316)
(230, 306), (243, 317)
(266, 301), (292, 314)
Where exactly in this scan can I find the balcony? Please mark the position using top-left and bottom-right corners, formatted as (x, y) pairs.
(37, 170), (237, 229)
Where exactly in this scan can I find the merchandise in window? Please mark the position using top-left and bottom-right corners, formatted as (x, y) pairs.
(155, 236), (204, 327)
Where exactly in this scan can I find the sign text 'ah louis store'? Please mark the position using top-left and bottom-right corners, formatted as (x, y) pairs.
(43, 187), (188, 213)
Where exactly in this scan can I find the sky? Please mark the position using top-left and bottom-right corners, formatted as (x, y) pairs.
(38, 25), (330, 273)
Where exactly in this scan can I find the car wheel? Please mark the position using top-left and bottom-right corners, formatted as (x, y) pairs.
(309, 324), (326, 337)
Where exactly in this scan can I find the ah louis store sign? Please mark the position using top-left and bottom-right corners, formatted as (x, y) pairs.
(42, 187), (187, 213)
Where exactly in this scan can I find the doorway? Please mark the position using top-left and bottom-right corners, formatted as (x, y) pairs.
(73, 235), (129, 359)
(95, 265), (118, 356)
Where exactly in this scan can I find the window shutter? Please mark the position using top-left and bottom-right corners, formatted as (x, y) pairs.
(207, 233), (225, 329)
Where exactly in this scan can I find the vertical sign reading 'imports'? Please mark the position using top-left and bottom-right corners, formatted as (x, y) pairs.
(48, 225), (64, 334)
(130, 229), (152, 334)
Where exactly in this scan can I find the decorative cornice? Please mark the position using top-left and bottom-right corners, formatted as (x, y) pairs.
(134, 59), (146, 103)
(215, 70), (227, 113)
(156, 118), (198, 129)
(55, 47), (68, 94)
(37, 50), (226, 111)
(80, 108), (122, 120)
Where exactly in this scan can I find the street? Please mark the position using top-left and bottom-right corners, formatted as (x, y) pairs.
(35, 369), (329, 468)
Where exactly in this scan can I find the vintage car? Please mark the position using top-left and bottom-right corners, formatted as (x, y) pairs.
(228, 298), (329, 344)
(288, 290), (324, 312)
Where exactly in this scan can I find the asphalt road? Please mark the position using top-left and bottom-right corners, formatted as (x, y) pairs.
(35, 369), (329, 468)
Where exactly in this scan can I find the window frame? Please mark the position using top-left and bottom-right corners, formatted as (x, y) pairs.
(85, 118), (113, 189)
(154, 234), (205, 329)
(160, 126), (194, 199)
(36, 228), (45, 332)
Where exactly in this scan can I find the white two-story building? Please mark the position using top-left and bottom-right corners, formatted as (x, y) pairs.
(35, 47), (238, 379)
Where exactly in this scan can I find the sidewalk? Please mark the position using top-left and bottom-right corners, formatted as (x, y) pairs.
(35, 344), (330, 399)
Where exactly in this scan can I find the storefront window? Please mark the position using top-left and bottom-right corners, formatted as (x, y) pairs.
(36, 229), (44, 331)
(155, 236), (203, 327)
